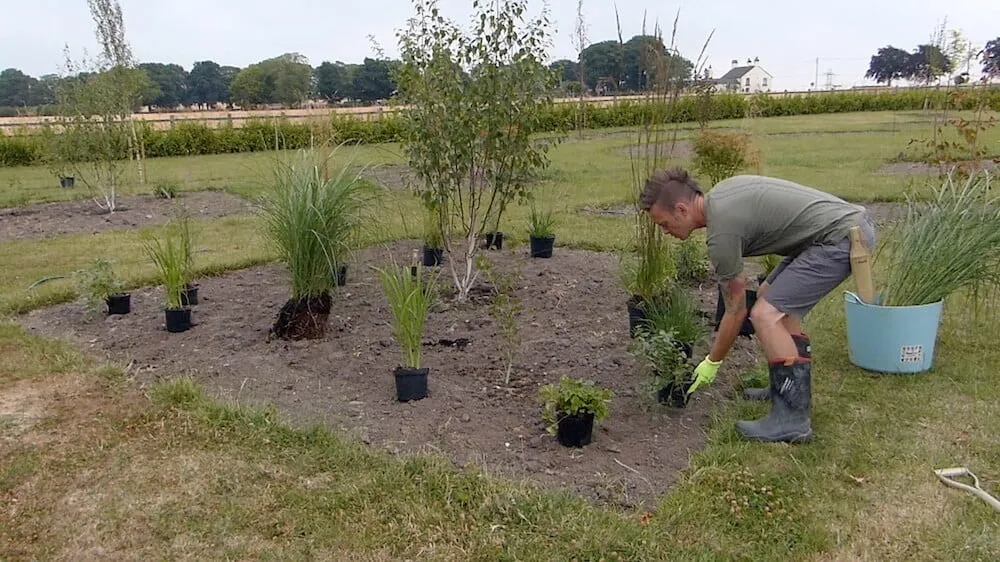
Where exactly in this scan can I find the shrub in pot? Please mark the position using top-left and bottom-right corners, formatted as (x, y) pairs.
(617, 224), (677, 337)
(142, 216), (192, 333)
(539, 376), (613, 448)
(73, 258), (130, 317)
(258, 147), (379, 340)
(631, 328), (696, 408)
(377, 258), (439, 402)
(527, 202), (556, 258)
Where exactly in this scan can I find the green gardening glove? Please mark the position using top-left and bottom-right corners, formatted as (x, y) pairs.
(687, 355), (723, 395)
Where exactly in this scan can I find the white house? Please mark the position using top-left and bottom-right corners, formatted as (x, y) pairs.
(713, 57), (773, 93)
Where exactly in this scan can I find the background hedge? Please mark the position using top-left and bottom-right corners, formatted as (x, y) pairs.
(2, 88), (998, 168)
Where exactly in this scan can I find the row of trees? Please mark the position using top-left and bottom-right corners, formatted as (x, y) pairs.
(865, 31), (1000, 87)
(2, 32), (698, 112)
(0, 55), (400, 111)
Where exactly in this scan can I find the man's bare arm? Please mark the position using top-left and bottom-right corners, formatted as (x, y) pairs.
(709, 275), (748, 362)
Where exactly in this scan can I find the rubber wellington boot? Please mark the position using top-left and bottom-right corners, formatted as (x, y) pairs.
(743, 334), (811, 401)
(735, 359), (813, 443)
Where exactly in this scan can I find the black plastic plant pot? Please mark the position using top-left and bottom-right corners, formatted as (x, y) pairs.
(529, 235), (555, 258)
(105, 293), (131, 315)
(422, 246), (443, 267)
(165, 307), (192, 333)
(627, 294), (647, 338)
(181, 284), (199, 307)
(714, 285), (757, 337)
(675, 340), (693, 360)
(556, 411), (595, 448)
(394, 366), (429, 402)
(335, 264), (348, 287)
(484, 231), (504, 250)
(59, 176), (75, 189)
(657, 378), (694, 408)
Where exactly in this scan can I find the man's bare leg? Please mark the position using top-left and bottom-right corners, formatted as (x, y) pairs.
(749, 299), (797, 361)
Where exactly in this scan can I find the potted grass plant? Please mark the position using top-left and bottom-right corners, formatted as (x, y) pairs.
(73, 258), (130, 317)
(527, 201), (556, 258)
(259, 146), (379, 341)
(540, 375), (613, 448)
(845, 170), (1000, 373)
(638, 284), (708, 358)
(142, 219), (191, 333)
(378, 258), (439, 402)
(631, 328), (696, 408)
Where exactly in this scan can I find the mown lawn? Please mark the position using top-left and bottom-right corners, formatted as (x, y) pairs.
(0, 110), (998, 560)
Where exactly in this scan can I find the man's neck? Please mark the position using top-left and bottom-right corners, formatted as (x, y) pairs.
(693, 194), (707, 228)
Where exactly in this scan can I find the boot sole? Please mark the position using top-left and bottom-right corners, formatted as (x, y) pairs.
(736, 425), (813, 443)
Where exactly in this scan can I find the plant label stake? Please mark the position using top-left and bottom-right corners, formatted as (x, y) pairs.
(934, 466), (1000, 512)
(849, 225), (875, 304)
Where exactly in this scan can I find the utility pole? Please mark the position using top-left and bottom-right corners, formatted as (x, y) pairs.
(815, 58), (819, 91)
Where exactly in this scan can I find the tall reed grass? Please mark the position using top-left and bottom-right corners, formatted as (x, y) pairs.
(879, 170), (1000, 311)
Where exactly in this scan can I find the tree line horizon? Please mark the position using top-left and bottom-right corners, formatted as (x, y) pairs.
(2, 32), (998, 115)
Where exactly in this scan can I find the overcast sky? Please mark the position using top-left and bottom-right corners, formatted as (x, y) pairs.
(3, 0), (998, 91)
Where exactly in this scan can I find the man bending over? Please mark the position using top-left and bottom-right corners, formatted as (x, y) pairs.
(639, 168), (876, 443)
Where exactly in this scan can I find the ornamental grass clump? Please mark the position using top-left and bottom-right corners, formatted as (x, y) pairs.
(378, 260), (439, 370)
(260, 146), (379, 340)
(879, 170), (1000, 310)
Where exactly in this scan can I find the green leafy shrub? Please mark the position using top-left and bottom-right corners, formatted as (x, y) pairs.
(73, 258), (126, 315)
(631, 328), (692, 387)
(0, 135), (43, 167)
(539, 376), (613, 435)
(153, 181), (179, 199)
(639, 285), (707, 348)
(676, 238), (711, 281)
(692, 129), (757, 186)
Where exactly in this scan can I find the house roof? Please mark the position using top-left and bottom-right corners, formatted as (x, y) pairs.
(715, 65), (773, 82)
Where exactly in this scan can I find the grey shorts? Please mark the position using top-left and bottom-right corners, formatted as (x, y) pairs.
(762, 213), (877, 319)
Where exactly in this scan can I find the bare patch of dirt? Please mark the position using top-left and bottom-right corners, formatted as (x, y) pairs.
(361, 165), (419, 192)
(17, 243), (759, 509)
(877, 159), (999, 176)
(0, 191), (256, 241)
(618, 139), (694, 160)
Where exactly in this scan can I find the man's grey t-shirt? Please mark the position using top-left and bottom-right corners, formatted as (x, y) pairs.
(704, 175), (864, 281)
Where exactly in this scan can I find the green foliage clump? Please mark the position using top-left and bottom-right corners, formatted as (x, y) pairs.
(526, 202), (556, 238)
(73, 258), (125, 314)
(639, 285), (707, 348)
(691, 129), (757, 186)
(539, 376), (613, 435)
(676, 238), (711, 282)
(631, 328), (691, 387)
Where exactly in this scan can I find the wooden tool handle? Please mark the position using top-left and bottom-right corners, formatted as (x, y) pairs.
(849, 225), (876, 304)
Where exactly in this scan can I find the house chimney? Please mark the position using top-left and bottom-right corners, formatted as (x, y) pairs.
(753, 57), (759, 65)
(731, 59), (738, 69)
(747, 58), (752, 64)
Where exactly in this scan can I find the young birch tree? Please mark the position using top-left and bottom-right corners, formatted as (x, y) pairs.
(396, 0), (561, 301)
(48, 0), (148, 213)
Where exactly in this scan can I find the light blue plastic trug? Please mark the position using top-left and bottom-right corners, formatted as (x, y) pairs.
(843, 291), (944, 374)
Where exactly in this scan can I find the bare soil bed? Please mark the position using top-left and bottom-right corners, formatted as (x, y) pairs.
(17, 242), (758, 509)
(0, 191), (256, 241)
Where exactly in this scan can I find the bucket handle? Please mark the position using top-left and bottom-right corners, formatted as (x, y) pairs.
(844, 291), (865, 305)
